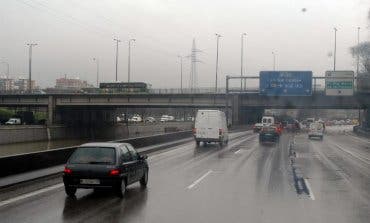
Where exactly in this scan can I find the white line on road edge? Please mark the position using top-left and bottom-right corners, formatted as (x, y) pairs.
(304, 179), (315, 201)
(187, 170), (213, 190)
(0, 183), (64, 207)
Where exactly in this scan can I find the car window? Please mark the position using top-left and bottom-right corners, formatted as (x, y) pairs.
(126, 144), (139, 160)
(120, 146), (132, 163)
(68, 147), (116, 165)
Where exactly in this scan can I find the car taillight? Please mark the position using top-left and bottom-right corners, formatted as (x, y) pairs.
(109, 169), (120, 176)
(192, 128), (196, 134)
(64, 167), (72, 175)
(219, 129), (223, 135)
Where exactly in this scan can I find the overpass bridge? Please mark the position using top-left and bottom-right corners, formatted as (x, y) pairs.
(0, 92), (369, 125)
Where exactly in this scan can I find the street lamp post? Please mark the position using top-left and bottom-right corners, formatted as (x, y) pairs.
(128, 39), (135, 83)
(333, 27), (337, 71)
(241, 33), (246, 90)
(272, 51), (276, 71)
(27, 43), (37, 93)
(356, 27), (360, 75)
(178, 55), (183, 93)
(113, 38), (121, 82)
(93, 58), (99, 87)
(215, 33), (221, 93)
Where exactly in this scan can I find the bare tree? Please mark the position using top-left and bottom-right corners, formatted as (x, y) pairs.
(350, 42), (370, 75)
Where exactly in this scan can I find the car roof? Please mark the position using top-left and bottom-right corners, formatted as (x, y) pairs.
(79, 142), (131, 148)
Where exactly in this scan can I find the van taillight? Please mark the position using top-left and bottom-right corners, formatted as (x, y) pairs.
(219, 129), (223, 135)
(64, 167), (72, 175)
(192, 128), (196, 134)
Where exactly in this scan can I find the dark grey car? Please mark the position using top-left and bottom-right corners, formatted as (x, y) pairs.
(63, 142), (149, 197)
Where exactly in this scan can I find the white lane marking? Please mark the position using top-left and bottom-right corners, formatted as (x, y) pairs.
(329, 140), (370, 164)
(234, 149), (242, 154)
(187, 170), (213, 189)
(0, 183), (64, 207)
(304, 179), (315, 200)
(344, 132), (370, 144)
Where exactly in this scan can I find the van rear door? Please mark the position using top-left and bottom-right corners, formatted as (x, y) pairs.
(195, 111), (219, 140)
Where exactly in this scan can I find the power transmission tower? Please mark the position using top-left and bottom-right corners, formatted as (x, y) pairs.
(188, 38), (202, 93)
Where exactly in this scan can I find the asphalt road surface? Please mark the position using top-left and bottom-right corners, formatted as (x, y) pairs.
(0, 127), (369, 223)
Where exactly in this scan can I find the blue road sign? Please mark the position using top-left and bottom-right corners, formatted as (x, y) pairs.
(259, 71), (312, 96)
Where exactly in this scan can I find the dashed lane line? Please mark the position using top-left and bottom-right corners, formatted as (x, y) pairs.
(187, 170), (213, 190)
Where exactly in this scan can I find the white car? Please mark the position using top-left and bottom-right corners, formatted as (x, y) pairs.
(5, 118), (22, 125)
(193, 110), (229, 146)
(308, 122), (324, 140)
(144, 117), (156, 123)
(160, 115), (174, 122)
(129, 115), (142, 123)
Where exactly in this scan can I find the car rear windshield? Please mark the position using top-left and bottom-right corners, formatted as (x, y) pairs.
(68, 147), (116, 165)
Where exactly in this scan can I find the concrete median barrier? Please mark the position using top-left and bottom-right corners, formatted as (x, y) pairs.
(0, 131), (192, 177)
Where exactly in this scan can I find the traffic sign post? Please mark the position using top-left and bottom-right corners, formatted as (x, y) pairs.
(259, 71), (312, 96)
(325, 71), (354, 96)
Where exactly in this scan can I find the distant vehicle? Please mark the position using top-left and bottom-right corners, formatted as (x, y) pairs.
(144, 117), (156, 123)
(5, 118), (21, 125)
(186, 116), (195, 122)
(308, 122), (324, 140)
(160, 115), (174, 122)
(193, 110), (229, 146)
(345, 119), (352, 125)
(253, 123), (264, 132)
(63, 142), (149, 197)
(259, 126), (279, 144)
(129, 115), (142, 123)
(262, 116), (275, 126)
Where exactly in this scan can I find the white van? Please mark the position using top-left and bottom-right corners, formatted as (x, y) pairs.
(262, 116), (275, 126)
(193, 110), (229, 146)
(308, 122), (324, 140)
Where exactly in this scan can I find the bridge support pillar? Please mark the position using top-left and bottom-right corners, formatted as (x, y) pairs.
(362, 109), (370, 128)
(47, 96), (55, 126)
(231, 95), (240, 125)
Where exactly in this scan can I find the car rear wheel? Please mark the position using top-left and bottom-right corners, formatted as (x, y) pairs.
(65, 185), (76, 197)
(140, 169), (148, 187)
(116, 178), (126, 197)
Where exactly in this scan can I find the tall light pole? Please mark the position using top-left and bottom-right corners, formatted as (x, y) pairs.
(333, 27), (337, 71)
(27, 43), (37, 93)
(178, 55), (183, 93)
(215, 33), (221, 93)
(128, 39), (135, 83)
(356, 27), (360, 75)
(93, 58), (99, 87)
(241, 33), (246, 90)
(113, 38), (121, 82)
(0, 62), (9, 78)
(272, 51), (276, 71)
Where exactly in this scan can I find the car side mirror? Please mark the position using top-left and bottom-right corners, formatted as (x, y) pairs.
(139, 154), (148, 160)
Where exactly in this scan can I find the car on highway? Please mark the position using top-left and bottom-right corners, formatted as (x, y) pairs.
(253, 123), (264, 132)
(160, 115), (174, 122)
(63, 142), (149, 197)
(193, 109), (228, 146)
(144, 117), (156, 123)
(308, 122), (324, 140)
(129, 114), (142, 123)
(259, 126), (279, 144)
(5, 118), (22, 125)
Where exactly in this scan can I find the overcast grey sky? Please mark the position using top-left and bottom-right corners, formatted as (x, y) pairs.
(0, 0), (369, 88)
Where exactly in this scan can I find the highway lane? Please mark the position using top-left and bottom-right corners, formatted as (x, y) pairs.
(0, 128), (369, 223)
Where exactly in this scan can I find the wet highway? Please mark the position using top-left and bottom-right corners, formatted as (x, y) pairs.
(0, 127), (369, 223)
